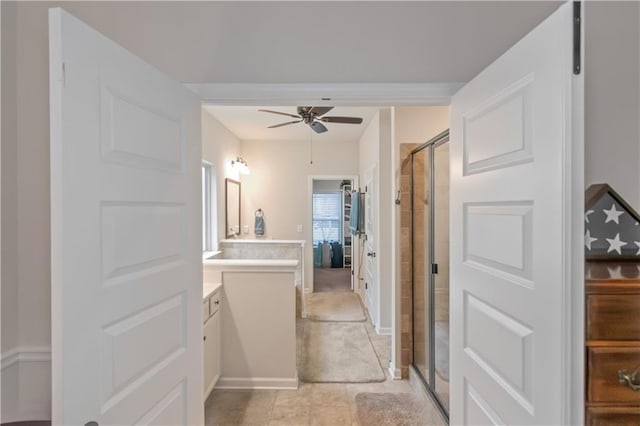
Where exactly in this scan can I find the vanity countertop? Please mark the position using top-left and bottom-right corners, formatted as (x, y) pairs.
(203, 259), (298, 268)
(219, 239), (305, 246)
(203, 282), (222, 300)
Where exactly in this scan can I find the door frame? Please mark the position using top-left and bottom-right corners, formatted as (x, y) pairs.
(308, 174), (360, 294)
(196, 77), (584, 420)
(361, 165), (380, 324)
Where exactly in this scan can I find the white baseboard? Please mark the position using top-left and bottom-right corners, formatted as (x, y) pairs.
(216, 376), (299, 390)
(1, 346), (52, 423)
(376, 326), (392, 336)
(388, 363), (402, 380)
(1, 346), (51, 370)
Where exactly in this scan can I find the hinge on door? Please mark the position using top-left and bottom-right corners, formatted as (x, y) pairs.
(431, 263), (438, 274)
(573, 1), (581, 75)
(365, 282), (368, 290)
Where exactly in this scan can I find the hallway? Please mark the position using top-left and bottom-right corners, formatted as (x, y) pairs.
(204, 292), (446, 425)
(313, 267), (352, 293)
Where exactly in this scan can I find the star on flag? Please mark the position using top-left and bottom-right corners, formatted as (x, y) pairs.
(585, 210), (594, 223)
(606, 233), (627, 255)
(603, 203), (624, 224)
(584, 230), (597, 250)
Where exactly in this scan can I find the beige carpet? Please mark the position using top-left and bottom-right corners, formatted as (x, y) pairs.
(300, 322), (385, 383)
(313, 267), (352, 292)
(306, 292), (366, 322)
(355, 392), (433, 425)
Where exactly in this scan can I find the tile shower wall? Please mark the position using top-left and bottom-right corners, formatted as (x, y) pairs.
(400, 143), (420, 378)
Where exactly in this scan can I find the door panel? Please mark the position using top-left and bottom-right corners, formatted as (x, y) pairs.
(364, 166), (378, 322)
(450, 3), (579, 425)
(50, 8), (203, 425)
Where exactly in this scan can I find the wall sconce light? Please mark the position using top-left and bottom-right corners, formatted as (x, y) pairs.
(231, 157), (250, 175)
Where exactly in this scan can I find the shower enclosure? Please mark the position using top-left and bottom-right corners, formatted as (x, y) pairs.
(411, 130), (450, 419)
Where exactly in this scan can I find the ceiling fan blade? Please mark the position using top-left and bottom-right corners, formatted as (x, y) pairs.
(258, 109), (301, 119)
(309, 121), (328, 134)
(268, 120), (303, 129)
(308, 106), (334, 117)
(320, 116), (364, 124)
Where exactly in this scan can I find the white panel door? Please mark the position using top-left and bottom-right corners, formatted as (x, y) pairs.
(49, 9), (203, 425)
(363, 166), (378, 323)
(450, 2), (582, 425)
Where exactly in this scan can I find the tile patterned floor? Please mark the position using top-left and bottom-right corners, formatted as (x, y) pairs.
(205, 318), (447, 426)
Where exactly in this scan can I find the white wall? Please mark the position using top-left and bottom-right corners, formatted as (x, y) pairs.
(585, 1), (640, 209)
(1, 2), (51, 421)
(394, 106), (450, 145)
(240, 138), (359, 291)
(358, 111), (379, 312)
(201, 109), (242, 244)
(1, 0), (18, 354)
(357, 109), (394, 335)
(378, 109), (393, 335)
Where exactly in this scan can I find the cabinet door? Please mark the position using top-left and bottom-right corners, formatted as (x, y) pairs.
(203, 310), (220, 399)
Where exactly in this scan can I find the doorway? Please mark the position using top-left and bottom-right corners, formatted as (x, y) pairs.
(410, 130), (450, 419)
(311, 178), (354, 293)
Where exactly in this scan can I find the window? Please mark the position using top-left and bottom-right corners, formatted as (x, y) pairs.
(202, 162), (217, 253)
(312, 192), (342, 245)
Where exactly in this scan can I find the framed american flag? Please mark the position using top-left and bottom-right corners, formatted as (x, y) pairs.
(585, 184), (640, 260)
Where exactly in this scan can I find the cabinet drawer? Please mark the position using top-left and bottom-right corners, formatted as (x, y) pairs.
(587, 347), (640, 404)
(210, 294), (221, 316)
(587, 294), (640, 340)
(586, 406), (640, 426)
(202, 298), (210, 323)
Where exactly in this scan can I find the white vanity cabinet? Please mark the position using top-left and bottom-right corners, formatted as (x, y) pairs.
(203, 284), (222, 400)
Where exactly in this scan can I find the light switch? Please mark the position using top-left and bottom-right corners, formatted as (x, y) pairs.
(243, 225), (249, 234)
(296, 224), (303, 233)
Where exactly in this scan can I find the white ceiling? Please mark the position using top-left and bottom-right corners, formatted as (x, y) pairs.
(204, 105), (380, 142)
(42, 1), (563, 84)
(22, 2), (561, 143)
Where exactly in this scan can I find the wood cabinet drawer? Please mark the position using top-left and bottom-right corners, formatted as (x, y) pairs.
(586, 406), (640, 426)
(587, 347), (640, 404)
(587, 294), (640, 340)
(202, 298), (210, 323)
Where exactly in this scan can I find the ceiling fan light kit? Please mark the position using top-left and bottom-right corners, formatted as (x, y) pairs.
(259, 106), (363, 134)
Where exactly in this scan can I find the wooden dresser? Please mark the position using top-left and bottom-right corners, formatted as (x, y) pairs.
(586, 261), (640, 425)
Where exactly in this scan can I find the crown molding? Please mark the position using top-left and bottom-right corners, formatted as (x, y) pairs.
(184, 83), (463, 106)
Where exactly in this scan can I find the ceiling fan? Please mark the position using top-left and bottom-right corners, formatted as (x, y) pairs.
(258, 106), (363, 134)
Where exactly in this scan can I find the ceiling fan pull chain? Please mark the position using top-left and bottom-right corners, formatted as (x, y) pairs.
(309, 129), (313, 165)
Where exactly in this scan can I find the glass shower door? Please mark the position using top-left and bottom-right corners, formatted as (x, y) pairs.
(432, 141), (450, 410)
(410, 130), (450, 420)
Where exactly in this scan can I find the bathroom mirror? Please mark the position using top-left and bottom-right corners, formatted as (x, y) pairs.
(225, 178), (241, 238)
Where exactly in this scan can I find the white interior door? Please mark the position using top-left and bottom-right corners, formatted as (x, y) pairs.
(50, 8), (203, 425)
(363, 166), (378, 324)
(450, 2), (582, 425)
